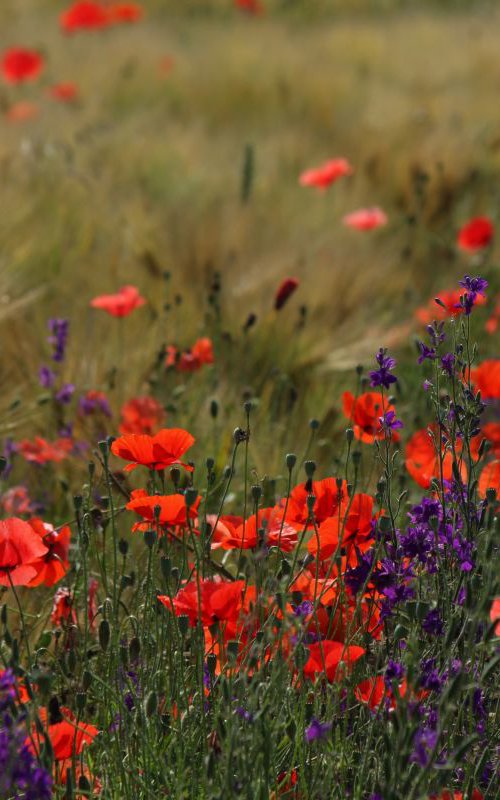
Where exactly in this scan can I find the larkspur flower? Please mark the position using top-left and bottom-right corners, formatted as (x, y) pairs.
(38, 365), (56, 389)
(384, 659), (405, 687)
(378, 410), (403, 434)
(369, 348), (397, 389)
(304, 718), (332, 742)
(48, 318), (69, 362)
(422, 608), (444, 637)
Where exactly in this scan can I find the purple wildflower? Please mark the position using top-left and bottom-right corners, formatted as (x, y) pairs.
(38, 365), (56, 389)
(378, 410), (403, 434)
(422, 608), (444, 637)
(304, 718), (332, 743)
(55, 383), (75, 404)
(440, 353), (455, 376)
(48, 318), (69, 362)
(417, 341), (436, 364)
(369, 348), (397, 389)
(384, 660), (405, 687)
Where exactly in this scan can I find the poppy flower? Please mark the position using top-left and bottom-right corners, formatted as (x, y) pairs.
(307, 493), (375, 560)
(165, 338), (214, 372)
(158, 579), (247, 627)
(108, 2), (144, 23)
(457, 216), (494, 252)
(17, 436), (73, 464)
(110, 427), (195, 472)
(6, 101), (40, 123)
(415, 289), (486, 325)
(1, 48), (44, 84)
(302, 640), (365, 682)
(0, 517), (48, 586)
(299, 158), (353, 191)
(342, 207), (388, 231)
(88, 577), (99, 630)
(26, 519), (71, 587)
(405, 426), (464, 489)
(429, 792), (483, 800)
(235, 0), (264, 13)
(355, 676), (406, 711)
(29, 707), (98, 761)
(48, 82), (79, 103)
(90, 285), (146, 317)
(212, 507), (298, 552)
(478, 460), (500, 499)
(126, 488), (200, 530)
(284, 477), (348, 529)
(342, 391), (399, 444)
(490, 597), (500, 636)
(51, 587), (76, 626)
(119, 395), (165, 435)
(274, 277), (299, 311)
(1, 485), (35, 516)
(60, 1), (110, 32)
(469, 359), (500, 400)
(79, 389), (112, 417)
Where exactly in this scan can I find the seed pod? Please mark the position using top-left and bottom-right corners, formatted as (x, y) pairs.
(129, 637), (141, 662)
(145, 691), (158, 718)
(98, 619), (110, 652)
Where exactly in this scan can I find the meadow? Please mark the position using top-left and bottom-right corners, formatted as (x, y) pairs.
(0, 1), (499, 798)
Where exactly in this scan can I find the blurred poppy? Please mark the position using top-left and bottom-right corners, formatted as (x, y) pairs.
(90, 285), (146, 317)
(60, 1), (110, 32)
(119, 395), (165, 435)
(165, 338), (214, 372)
(275, 277), (299, 311)
(111, 427), (195, 472)
(17, 436), (73, 464)
(1, 485), (35, 516)
(478, 460), (500, 499)
(343, 391), (399, 444)
(342, 207), (387, 231)
(429, 791), (483, 800)
(158, 579), (247, 627)
(108, 3), (143, 22)
(1, 48), (44, 83)
(159, 56), (175, 78)
(235, 0), (264, 13)
(6, 101), (39, 123)
(303, 640), (365, 682)
(457, 217), (494, 252)
(481, 422), (500, 455)
(30, 707), (98, 761)
(355, 676), (406, 710)
(415, 289), (486, 325)
(48, 82), (79, 102)
(126, 488), (200, 529)
(405, 426), (464, 489)
(79, 389), (112, 417)
(490, 597), (500, 636)
(51, 587), (75, 626)
(470, 359), (500, 400)
(299, 158), (353, 190)
(27, 519), (71, 587)
(0, 517), (48, 587)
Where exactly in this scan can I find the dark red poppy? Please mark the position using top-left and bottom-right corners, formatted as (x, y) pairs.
(27, 519), (71, 587)
(470, 359), (500, 400)
(299, 158), (353, 190)
(342, 391), (399, 444)
(17, 436), (73, 464)
(0, 518), (48, 587)
(111, 427), (195, 472)
(274, 277), (299, 311)
(51, 587), (76, 626)
(60, 2), (110, 33)
(457, 216), (494, 252)
(158, 579), (247, 627)
(415, 289), (486, 325)
(1, 48), (44, 84)
(48, 82), (79, 103)
(90, 285), (146, 317)
(119, 395), (165, 435)
(302, 640), (365, 682)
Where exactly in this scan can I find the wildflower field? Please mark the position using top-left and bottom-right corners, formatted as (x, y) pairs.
(1, 1), (500, 798)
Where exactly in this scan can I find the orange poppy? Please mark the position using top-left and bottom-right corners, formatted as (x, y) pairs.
(29, 706), (98, 761)
(17, 436), (73, 464)
(302, 640), (365, 682)
(342, 391), (399, 444)
(355, 676), (406, 710)
(165, 338), (214, 372)
(490, 597), (500, 636)
(119, 395), (165, 435)
(0, 517), (48, 587)
(212, 507), (298, 552)
(1, 48), (44, 83)
(307, 493), (374, 561)
(48, 82), (79, 102)
(299, 158), (353, 190)
(126, 488), (200, 530)
(470, 359), (500, 400)
(415, 289), (486, 326)
(478, 460), (500, 499)
(405, 426), (464, 489)
(26, 519), (71, 587)
(457, 216), (494, 252)
(111, 427), (195, 472)
(158, 579), (247, 627)
(108, 3), (143, 23)
(51, 587), (76, 626)
(90, 285), (146, 317)
(284, 477), (348, 529)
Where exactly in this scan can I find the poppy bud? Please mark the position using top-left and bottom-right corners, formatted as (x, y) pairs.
(251, 485), (262, 502)
(286, 453), (297, 470)
(206, 457), (215, 471)
(145, 691), (158, 718)
(73, 494), (83, 511)
(223, 466), (233, 480)
(170, 467), (181, 486)
(280, 558), (291, 576)
(244, 400), (253, 414)
(185, 487), (198, 508)
(309, 418), (319, 430)
(345, 428), (354, 443)
(210, 399), (218, 419)
(304, 460), (316, 479)
(227, 640), (239, 662)
(486, 487), (497, 505)
(160, 556), (171, 582)
(178, 615), (190, 636)
(78, 776), (91, 794)
(274, 277), (299, 311)
(143, 529), (156, 549)
(207, 653), (217, 677)
(118, 538), (128, 556)
(98, 439), (109, 457)
(129, 637), (141, 662)
(76, 692), (86, 713)
(82, 670), (92, 690)
(243, 312), (257, 331)
(99, 619), (110, 651)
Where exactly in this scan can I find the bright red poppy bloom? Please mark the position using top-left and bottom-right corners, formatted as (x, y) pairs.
(51, 587), (76, 626)
(470, 359), (500, 400)
(415, 289), (486, 325)
(478, 460), (500, 499)
(299, 158), (353, 190)
(30, 707), (98, 761)
(235, 0), (264, 14)
(429, 791), (483, 800)
(457, 216), (494, 252)
(126, 488), (200, 530)
(2, 48), (44, 84)
(108, 2), (144, 22)
(355, 676), (406, 710)
(274, 277), (299, 311)
(26, 519), (71, 587)
(481, 422), (500, 455)
(0, 518), (48, 587)
(342, 391), (399, 444)
(342, 207), (388, 231)
(158, 579), (247, 627)
(6, 101), (39, 123)
(307, 493), (374, 560)
(17, 436), (73, 464)
(111, 427), (195, 472)
(48, 82), (79, 102)
(490, 597), (500, 636)
(212, 507), (298, 552)
(302, 640), (365, 682)
(119, 395), (165, 435)
(60, 1), (110, 32)
(284, 477), (348, 529)
(165, 338), (214, 372)
(90, 285), (146, 317)
(405, 426), (464, 489)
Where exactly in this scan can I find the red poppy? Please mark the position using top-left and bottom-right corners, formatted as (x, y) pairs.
(490, 597), (500, 636)
(481, 422), (500, 455)
(342, 207), (387, 231)
(470, 359), (500, 400)
(60, 1), (110, 32)
(165, 338), (214, 372)
(6, 101), (39, 123)
(212, 507), (298, 552)
(235, 0), (264, 13)
(29, 707), (98, 761)
(274, 277), (299, 311)
(299, 158), (353, 190)
(51, 587), (76, 626)
(27, 519), (71, 587)
(415, 289), (486, 325)
(48, 82), (79, 103)
(307, 493), (375, 560)
(457, 216), (494, 252)
(108, 3), (144, 22)
(158, 579), (247, 627)
(90, 285), (146, 317)
(405, 426), (464, 489)
(17, 436), (73, 464)
(1, 486), (35, 516)
(110, 427), (195, 472)
(119, 395), (165, 435)
(2, 48), (44, 84)
(302, 640), (365, 682)
(126, 488), (200, 530)
(342, 391), (399, 444)
(429, 791), (483, 800)
(0, 518), (48, 587)
(355, 676), (406, 711)
(88, 577), (99, 631)
(478, 460), (500, 499)
(284, 477), (348, 529)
